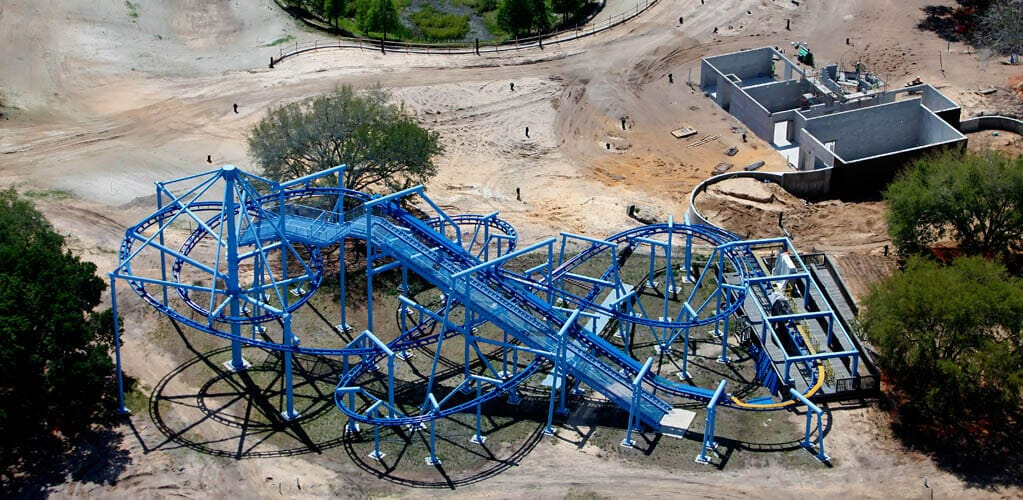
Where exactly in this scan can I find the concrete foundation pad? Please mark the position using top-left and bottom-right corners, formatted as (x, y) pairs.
(659, 408), (697, 439)
(222, 358), (252, 373)
(540, 373), (563, 390)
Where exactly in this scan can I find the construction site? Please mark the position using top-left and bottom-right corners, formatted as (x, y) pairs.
(2, 0), (1022, 497)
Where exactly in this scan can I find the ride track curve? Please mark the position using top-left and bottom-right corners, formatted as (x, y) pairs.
(113, 165), (823, 434)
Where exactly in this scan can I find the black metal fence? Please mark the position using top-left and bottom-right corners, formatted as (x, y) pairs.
(271, 0), (657, 65)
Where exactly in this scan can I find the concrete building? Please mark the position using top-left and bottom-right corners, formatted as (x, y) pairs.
(700, 47), (967, 197)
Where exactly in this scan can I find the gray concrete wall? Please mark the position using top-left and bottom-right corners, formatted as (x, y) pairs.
(746, 80), (811, 113)
(687, 171), (785, 227)
(729, 86), (773, 141)
(700, 59), (720, 90)
(804, 100), (924, 162)
(959, 115), (1023, 134)
(919, 111), (966, 144)
(702, 48), (775, 81)
(797, 128), (837, 171)
(920, 86), (958, 113)
(701, 59), (738, 109)
(829, 139), (966, 197)
(780, 168), (832, 199)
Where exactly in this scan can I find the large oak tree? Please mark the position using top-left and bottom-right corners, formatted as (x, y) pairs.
(247, 85), (442, 193)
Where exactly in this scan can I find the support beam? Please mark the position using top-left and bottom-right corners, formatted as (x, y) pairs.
(696, 380), (727, 464)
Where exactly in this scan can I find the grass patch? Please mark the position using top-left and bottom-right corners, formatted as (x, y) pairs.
(451, 0), (497, 14)
(23, 189), (73, 200)
(482, 10), (509, 40)
(409, 6), (470, 41)
(125, 0), (139, 21)
(264, 34), (295, 47)
(124, 381), (149, 415)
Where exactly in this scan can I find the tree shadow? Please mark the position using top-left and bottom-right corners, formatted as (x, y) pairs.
(883, 396), (1023, 489)
(2, 423), (132, 498)
(340, 401), (547, 489)
(131, 321), (351, 459)
(915, 2), (988, 43)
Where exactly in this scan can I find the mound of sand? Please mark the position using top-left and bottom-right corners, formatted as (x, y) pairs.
(696, 177), (891, 253)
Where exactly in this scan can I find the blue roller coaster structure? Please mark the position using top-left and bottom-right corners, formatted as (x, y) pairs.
(112, 164), (866, 464)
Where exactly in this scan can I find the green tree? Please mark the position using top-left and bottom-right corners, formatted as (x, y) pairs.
(247, 85), (442, 193)
(497, 0), (551, 35)
(551, 0), (583, 25)
(860, 256), (1023, 426)
(976, 0), (1023, 55)
(885, 149), (1023, 259)
(357, 0), (400, 35)
(0, 188), (114, 472)
(322, 0), (346, 27)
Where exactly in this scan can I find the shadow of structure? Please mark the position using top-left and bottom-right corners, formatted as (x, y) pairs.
(136, 323), (547, 488)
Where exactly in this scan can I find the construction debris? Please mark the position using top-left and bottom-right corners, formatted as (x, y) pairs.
(743, 160), (766, 171)
(976, 87), (997, 95)
(671, 126), (698, 138)
(627, 204), (659, 224)
(687, 134), (720, 148)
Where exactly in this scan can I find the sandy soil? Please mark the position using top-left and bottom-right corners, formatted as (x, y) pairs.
(2, 0), (1022, 497)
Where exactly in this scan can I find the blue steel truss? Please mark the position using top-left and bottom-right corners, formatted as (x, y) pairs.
(111, 165), (858, 461)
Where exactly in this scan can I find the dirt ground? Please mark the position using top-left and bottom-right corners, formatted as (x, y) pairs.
(2, 0), (1023, 497)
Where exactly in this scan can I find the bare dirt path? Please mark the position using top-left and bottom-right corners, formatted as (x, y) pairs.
(2, 0), (1022, 497)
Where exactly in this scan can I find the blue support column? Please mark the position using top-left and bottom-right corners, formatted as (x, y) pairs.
(425, 394), (441, 465)
(716, 252), (730, 364)
(679, 303), (696, 380)
(544, 311), (579, 435)
(556, 328), (569, 416)
(156, 185), (169, 307)
(696, 380), (727, 464)
(222, 166), (250, 373)
(621, 357), (653, 448)
(109, 275), (130, 415)
(665, 215), (678, 296)
(470, 379), (487, 444)
(369, 405), (384, 460)
(789, 388), (829, 462)
(364, 207), (375, 332)
(683, 213), (694, 283)
(280, 314), (300, 421)
(543, 359), (558, 436)
(337, 237), (352, 333)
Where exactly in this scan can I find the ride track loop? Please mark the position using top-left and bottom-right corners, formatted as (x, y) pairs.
(112, 164), (825, 436)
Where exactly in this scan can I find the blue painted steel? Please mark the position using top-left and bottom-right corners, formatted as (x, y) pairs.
(115, 166), (851, 438)
(789, 388), (828, 461)
(109, 274), (129, 415)
(696, 380), (727, 464)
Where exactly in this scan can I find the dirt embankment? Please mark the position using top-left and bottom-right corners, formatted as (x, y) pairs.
(696, 177), (891, 254)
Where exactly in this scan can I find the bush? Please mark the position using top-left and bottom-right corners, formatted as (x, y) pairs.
(885, 149), (1023, 261)
(410, 6), (470, 40)
(0, 188), (116, 473)
(861, 256), (1023, 426)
